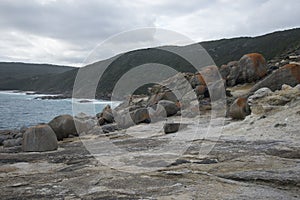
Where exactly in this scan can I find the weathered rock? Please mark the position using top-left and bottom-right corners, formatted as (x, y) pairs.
(3, 138), (22, 148)
(130, 108), (151, 124)
(148, 104), (167, 122)
(22, 124), (58, 152)
(249, 63), (300, 95)
(48, 114), (77, 140)
(158, 100), (180, 117)
(248, 84), (300, 115)
(194, 85), (207, 96)
(163, 123), (188, 134)
(98, 117), (106, 126)
(101, 124), (119, 133)
(74, 117), (96, 134)
(229, 97), (251, 120)
(237, 53), (267, 84)
(102, 111), (114, 123)
(227, 61), (240, 86)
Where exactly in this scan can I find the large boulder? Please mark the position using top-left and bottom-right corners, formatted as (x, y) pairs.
(48, 114), (77, 141)
(237, 53), (267, 84)
(158, 100), (180, 117)
(226, 53), (267, 87)
(249, 64), (300, 95)
(22, 124), (58, 152)
(229, 97), (251, 120)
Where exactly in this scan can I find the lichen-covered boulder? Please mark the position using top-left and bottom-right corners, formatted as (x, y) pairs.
(22, 124), (58, 152)
(237, 53), (267, 84)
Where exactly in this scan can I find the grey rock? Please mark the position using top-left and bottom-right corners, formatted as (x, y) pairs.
(164, 123), (188, 134)
(22, 124), (58, 152)
(48, 114), (77, 140)
(158, 100), (180, 117)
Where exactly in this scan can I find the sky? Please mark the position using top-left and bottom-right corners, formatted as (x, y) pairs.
(0, 0), (299, 67)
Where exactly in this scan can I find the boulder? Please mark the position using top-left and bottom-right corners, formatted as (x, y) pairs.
(227, 62), (240, 86)
(97, 105), (114, 124)
(48, 114), (77, 141)
(130, 108), (151, 124)
(249, 64), (300, 95)
(158, 100), (180, 117)
(102, 111), (114, 123)
(237, 53), (267, 84)
(229, 97), (251, 120)
(22, 124), (58, 152)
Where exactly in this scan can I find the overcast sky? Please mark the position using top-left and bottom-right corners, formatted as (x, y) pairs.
(0, 0), (299, 66)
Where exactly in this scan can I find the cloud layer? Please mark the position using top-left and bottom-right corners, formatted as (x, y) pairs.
(0, 0), (299, 66)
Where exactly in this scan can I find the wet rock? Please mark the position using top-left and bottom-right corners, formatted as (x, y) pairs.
(22, 124), (58, 152)
(48, 114), (77, 140)
(229, 97), (251, 120)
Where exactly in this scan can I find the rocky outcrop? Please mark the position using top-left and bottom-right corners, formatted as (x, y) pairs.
(248, 84), (300, 115)
(22, 124), (58, 152)
(249, 64), (300, 95)
(48, 115), (77, 141)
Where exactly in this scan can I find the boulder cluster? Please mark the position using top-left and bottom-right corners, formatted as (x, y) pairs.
(1, 52), (299, 152)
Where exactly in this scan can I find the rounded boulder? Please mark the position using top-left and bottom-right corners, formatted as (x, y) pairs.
(48, 114), (77, 140)
(22, 124), (58, 152)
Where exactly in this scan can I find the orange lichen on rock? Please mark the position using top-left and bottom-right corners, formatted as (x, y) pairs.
(195, 73), (206, 86)
(281, 64), (300, 82)
(246, 53), (267, 77)
(236, 97), (247, 108)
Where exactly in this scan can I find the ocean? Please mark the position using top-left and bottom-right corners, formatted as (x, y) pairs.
(0, 91), (119, 130)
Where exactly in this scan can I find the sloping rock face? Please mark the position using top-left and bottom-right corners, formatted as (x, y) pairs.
(22, 124), (58, 152)
(48, 115), (77, 141)
(249, 64), (300, 95)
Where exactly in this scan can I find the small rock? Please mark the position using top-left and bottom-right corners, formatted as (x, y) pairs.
(229, 97), (251, 120)
(164, 123), (188, 134)
(158, 100), (180, 117)
(274, 123), (287, 128)
(130, 108), (151, 124)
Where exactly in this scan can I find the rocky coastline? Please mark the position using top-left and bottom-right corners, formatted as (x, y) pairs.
(1, 52), (300, 199)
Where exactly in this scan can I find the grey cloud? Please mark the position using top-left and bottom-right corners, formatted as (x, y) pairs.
(0, 0), (299, 66)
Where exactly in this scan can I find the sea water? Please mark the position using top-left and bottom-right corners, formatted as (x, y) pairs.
(0, 91), (119, 130)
